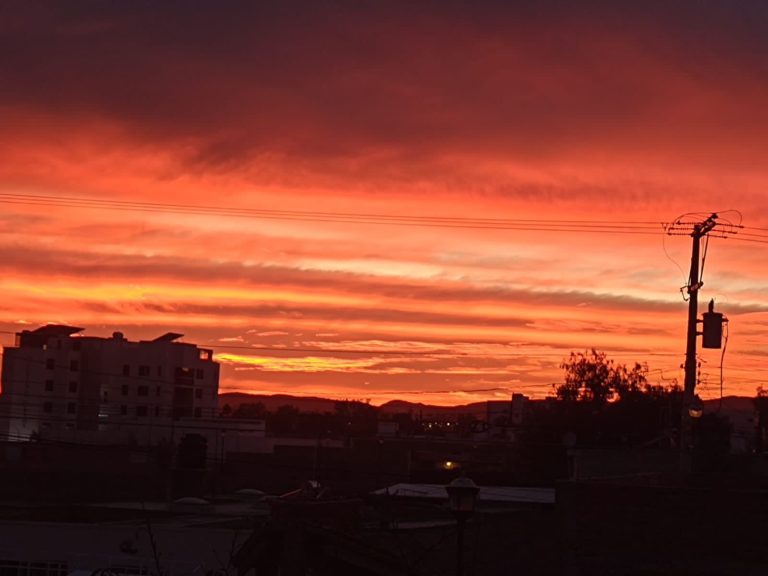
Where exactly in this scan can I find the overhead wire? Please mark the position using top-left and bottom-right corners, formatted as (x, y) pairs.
(718, 320), (730, 412)
(699, 234), (710, 283)
(0, 193), (762, 250)
(0, 192), (666, 234)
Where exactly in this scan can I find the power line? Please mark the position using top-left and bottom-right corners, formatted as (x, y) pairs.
(0, 192), (666, 233)
(2, 193), (764, 248)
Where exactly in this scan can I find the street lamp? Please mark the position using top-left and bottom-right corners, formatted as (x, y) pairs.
(446, 475), (479, 576)
(688, 398), (704, 419)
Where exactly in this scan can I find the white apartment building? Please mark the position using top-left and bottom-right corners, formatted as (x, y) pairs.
(0, 325), (219, 444)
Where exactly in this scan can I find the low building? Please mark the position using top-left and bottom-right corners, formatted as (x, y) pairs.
(0, 324), (219, 444)
(0, 498), (257, 576)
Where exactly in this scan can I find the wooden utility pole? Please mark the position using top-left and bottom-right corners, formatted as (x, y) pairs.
(666, 212), (740, 470)
(679, 214), (717, 463)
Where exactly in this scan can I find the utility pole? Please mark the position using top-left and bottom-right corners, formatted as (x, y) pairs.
(680, 214), (717, 458)
(667, 212), (738, 471)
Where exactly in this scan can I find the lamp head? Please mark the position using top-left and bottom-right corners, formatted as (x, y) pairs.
(446, 475), (479, 517)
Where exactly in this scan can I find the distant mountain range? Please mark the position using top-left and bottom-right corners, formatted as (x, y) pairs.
(219, 392), (489, 416)
(219, 392), (757, 421)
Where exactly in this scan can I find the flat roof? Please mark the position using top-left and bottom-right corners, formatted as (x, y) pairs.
(372, 483), (555, 504)
(27, 324), (84, 336)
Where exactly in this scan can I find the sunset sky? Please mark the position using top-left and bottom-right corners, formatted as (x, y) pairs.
(1, 1), (767, 405)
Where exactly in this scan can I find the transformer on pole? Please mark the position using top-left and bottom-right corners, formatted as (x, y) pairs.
(702, 299), (725, 349)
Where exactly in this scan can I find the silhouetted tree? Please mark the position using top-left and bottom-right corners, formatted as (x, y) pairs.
(233, 401), (267, 420)
(548, 350), (681, 447)
(333, 400), (378, 436)
(555, 349), (649, 406)
(268, 404), (301, 434)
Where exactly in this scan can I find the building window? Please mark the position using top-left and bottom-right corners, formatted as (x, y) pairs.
(155, 406), (160, 417)
(67, 403), (76, 414)
(69, 360), (79, 371)
(136, 405), (148, 417)
(122, 364), (130, 376)
(199, 349), (212, 361)
(194, 407), (202, 418)
(195, 388), (202, 400)
(137, 385), (149, 397)
(120, 405), (128, 416)
(72, 340), (81, 351)
(156, 386), (161, 397)
(195, 368), (204, 379)
(121, 384), (129, 396)
(43, 401), (53, 413)
(175, 366), (194, 385)
(157, 366), (163, 377)
(68, 381), (78, 393)
(46, 358), (55, 370)
(45, 380), (54, 392)
(139, 365), (150, 377)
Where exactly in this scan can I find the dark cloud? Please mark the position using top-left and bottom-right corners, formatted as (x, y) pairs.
(79, 298), (536, 330)
(3, 0), (768, 178)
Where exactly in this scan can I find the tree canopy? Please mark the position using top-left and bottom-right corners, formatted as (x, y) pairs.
(554, 349), (655, 405)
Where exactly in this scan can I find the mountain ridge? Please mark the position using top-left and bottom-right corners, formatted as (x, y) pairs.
(218, 392), (755, 417)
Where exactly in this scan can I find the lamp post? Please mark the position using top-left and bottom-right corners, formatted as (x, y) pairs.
(446, 475), (479, 576)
